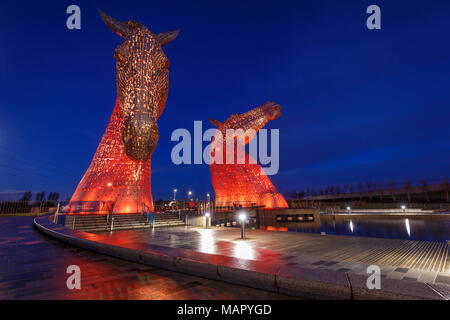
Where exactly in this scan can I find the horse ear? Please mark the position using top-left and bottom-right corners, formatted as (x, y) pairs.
(99, 10), (131, 38)
(209, 119), (222, 126)
(157, 29), (180, 45)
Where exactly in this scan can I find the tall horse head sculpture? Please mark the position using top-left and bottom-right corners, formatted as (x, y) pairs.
(100, 10), (179, 160)
(68, 11), (179, 214)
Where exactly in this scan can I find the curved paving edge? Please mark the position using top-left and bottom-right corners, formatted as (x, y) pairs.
(34, 215), (448, 300)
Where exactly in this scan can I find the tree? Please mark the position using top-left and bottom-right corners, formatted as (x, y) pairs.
(298, 190), (306, 199)
(376, 182), (385, 201)
(388, 181), (397, 202)
(329, 186), (335, 195)
(35, 192), (46, 202)
(445, 177), (450, 203)
(20, 191), (32, 202)
(404, 180), (413, 203)
(357, 182), (364, 201)
(306, 188), (311, 197)
(365, 181), (373, 201)
(349, 184), (355, 193)
(286, 190), (298, 200)
(420, 180), (429, 202)
(48, 192), (60, 201)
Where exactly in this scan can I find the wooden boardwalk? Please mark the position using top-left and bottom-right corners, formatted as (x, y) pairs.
(292, 236), (450, 273)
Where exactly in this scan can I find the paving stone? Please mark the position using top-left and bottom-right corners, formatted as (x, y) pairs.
(418, 271), (438, 284)
(435, 274), (450, 285)
(387, 271), (406, 280)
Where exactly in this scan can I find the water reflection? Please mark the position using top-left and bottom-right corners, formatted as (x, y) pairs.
(260, 217), (450, 242)
(195, 229), (216, 254)
(405, 218), (411, 238)
(232, 241), (255, 260)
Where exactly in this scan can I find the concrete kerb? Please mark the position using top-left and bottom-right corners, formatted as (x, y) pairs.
(347, 273), (445, 300)
(276, 265), (352, 300)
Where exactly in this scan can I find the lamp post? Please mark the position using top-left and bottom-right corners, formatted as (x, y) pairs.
(188, 191), (192, 201)
(239, 213), (247, 239)
(346, 206), (351, 214)
(173, 189), (177, 201)
(401, 205), (406, 213)
(205, 212), (210, 229)
(206, 193), (210, 211)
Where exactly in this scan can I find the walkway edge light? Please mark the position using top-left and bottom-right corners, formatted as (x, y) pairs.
(205, 212), (210, 229)
(239, 212), (247, 239)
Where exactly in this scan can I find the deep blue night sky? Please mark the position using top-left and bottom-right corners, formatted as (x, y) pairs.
(1, 0), (449, 201)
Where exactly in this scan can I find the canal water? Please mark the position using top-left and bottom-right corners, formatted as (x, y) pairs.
(259, 216), (450, 242)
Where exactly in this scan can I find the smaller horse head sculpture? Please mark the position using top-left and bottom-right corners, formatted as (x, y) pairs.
(207, 101), (287, 209)
(100, 10), (179, 161)
(209, 101), (281, 146)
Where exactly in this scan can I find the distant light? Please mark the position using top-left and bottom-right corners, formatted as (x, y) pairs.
(205, 212), (210, 217)
(188, 191), (192, 195)
(349, 220), (354, 233)
(239, 213), (247, 221)
(174, 189), (177, 192)
(107, 182), (112, 187)
(401, 205), (406, 210)
(346, 206), (351, 211)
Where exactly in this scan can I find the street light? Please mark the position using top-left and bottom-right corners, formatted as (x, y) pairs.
(205, 212), (210, 229)
(188, 191), (193, 201)
(173, 189), (177, 201)
(346, 206), (351, 213)
(401, 205), (406, 213)
(239, 212), (247, 239)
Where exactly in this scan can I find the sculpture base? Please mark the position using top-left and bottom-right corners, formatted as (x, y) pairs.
(69, 100), (153, 214)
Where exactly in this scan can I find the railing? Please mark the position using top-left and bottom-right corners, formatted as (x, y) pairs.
(0, 200), (69, 215)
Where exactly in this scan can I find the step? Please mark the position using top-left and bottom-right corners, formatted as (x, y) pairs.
(65, 213), (184, 231)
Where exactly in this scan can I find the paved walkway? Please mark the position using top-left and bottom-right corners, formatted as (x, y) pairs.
(0, 217), (295, 299)
(95, 226), (450, 286)
(32, 215), (450, 299)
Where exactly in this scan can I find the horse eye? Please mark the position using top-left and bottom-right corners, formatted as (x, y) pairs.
(114, 47), (128, 61)
(160, 59), (170, 69)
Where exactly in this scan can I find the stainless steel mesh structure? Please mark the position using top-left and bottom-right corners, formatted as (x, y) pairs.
(209, 101), (288, 209)
(69, 11), (179, 214)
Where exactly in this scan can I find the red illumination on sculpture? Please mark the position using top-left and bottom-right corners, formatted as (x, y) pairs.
(69, 11), (179, 214)
(209, 102), (288, 209)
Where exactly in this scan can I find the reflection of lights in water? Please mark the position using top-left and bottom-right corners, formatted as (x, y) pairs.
(405, 218), (411, 237)
(232, 241), (255, 260)
(195, 229), (216, 254)
(349, 220), (354, 233)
